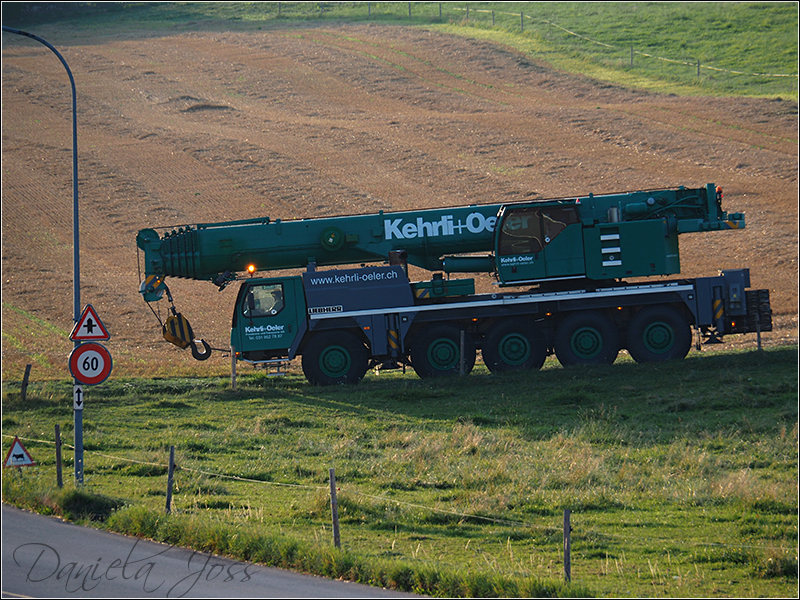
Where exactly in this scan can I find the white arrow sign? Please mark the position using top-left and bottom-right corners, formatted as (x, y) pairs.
(73, 384), (85, 410)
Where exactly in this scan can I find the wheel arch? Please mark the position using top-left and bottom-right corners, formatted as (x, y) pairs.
(299, 318), (370, 355)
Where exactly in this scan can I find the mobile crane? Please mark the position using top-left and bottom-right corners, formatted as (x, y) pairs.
(136, 183), (772, 385)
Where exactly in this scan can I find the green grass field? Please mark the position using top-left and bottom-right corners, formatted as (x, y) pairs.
(455, 2), (798, 99)
(4, 2), (797, 100)
(3, 346), (797, 597)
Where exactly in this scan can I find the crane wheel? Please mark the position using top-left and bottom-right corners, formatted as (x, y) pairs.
(302, 330), (369, 385)
(410, 325), (475, 378)
(483, 320), (546, 373)
(626, 305), (691, 363)
(554, 311), (620, 367)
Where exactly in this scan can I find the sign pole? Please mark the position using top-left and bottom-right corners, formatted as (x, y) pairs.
(2, 25), (83, 485)
(68, 340), (112, 486)
(75, 399), (84, 483)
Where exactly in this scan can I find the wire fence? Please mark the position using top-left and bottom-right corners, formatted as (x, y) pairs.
(5, 432), (794, 558)
(268, 3), (797, 80)
(513, 12), (798, 79)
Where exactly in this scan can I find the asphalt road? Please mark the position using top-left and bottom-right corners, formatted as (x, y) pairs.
(2, 504), (421, 598)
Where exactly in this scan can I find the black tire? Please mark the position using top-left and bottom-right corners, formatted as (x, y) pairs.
(301, 331), (369, 385)
(554, 311), (620, 367)
(482, 320), (547, 373)
(627, 305), (691, 363)
(410, 325), (476, 379)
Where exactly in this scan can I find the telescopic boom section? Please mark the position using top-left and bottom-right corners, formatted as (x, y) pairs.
(136, 203), (503, 293)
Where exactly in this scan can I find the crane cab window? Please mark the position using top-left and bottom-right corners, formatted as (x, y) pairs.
(498, 206), (580, 256)
(243, 284), (284, 317)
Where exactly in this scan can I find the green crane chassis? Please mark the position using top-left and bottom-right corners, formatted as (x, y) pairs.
(230, 265), (771, 385)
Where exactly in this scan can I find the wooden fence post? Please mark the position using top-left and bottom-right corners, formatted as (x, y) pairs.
(231, 345), (237, 390)
(55, 424), (63, 488)
(21, 364), (32, 401)
(563, 509), (572, 582)
(756, 312), (763, 351)
(329, 468), (341, 549)
(460, 330), (466, 376)
(165, 445), (175, 514)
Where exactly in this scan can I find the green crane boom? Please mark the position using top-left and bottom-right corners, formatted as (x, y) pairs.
(137, 183), (743, 300)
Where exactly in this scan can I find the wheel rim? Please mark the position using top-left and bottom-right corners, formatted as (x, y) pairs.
(641, 321), (675, 354)
(427, 337), (459, 371)
(498, 333), (531, 366)
(319, 345), (351, 378)
(570, 326), (603, 360)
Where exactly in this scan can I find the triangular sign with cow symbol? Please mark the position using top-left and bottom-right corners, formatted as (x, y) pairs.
(4, 437), (36, 468)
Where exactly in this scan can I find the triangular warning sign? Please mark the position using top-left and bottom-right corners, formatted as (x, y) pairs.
(4, 437), (36, 468)
(70, 304), (110, 341)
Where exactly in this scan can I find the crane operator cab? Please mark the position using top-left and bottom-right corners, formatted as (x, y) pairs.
(495, 201), (584, 284)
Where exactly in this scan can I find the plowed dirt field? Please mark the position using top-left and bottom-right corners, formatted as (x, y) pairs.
(2, 23), (797, 380)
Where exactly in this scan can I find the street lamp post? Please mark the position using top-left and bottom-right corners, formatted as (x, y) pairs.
(3, 25), (84, 484)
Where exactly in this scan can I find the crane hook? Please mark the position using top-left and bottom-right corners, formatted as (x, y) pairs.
(190, 339), (212, 361)
(163, 313), (212, 361)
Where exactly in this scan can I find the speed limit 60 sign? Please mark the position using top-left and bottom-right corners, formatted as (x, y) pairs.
(69, 342), (113, 385)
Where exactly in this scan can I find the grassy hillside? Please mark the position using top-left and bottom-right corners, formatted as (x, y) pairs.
(3, 347), (797, 597)
(458, 2), (798, 99)
(4, 1), (797, 99)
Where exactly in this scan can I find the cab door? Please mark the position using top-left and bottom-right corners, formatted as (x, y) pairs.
(231, 277), (305, 357)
